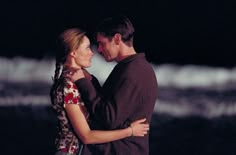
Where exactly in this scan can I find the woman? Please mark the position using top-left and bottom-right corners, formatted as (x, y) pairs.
(50, 28), (149, 155)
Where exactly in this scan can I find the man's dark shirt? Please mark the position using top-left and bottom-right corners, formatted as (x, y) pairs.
(75, 53), (158, 155)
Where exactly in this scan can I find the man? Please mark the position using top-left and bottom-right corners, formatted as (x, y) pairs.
(73, 15), (158, 155)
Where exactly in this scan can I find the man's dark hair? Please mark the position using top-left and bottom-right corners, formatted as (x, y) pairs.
(96, 14), (135, 46)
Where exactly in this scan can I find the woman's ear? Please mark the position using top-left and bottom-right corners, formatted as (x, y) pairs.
(69, 50), (76, 57)
(113, 33), (122, 45)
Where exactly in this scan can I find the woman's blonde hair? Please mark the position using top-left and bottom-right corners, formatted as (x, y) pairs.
(52, 28), (86, 83)
(59, 28), (86, 55)
(50, 28), (86, 105)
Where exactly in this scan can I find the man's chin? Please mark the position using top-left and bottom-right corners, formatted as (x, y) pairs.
(104, 58), (111, 62)
(106, 59), (113, 62)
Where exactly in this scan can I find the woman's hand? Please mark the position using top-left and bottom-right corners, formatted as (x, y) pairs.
(130, 118), (149, 136)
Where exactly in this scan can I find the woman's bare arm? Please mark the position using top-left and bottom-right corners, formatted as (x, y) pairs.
(65, 104), (149, 144)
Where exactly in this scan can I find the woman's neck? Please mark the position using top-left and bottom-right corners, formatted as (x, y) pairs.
(64, 61), (82, 70)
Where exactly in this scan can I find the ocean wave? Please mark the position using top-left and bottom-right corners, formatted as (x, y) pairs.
(155, 99), (236, 118)
(155, 64), (236, 89)
(0, 55), (236, 89)
(1, 94), (236, 118)
(0, 95), (50, 106)
(0, 56), (55, 84)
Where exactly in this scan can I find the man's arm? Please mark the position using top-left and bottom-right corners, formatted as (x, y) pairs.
(75, 78), (140, 129)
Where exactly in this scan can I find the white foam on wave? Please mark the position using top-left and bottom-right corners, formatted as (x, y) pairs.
(0, 95), (50, 106)
(0, 57), (55, 84)
(154, 99), (236, 118)
(0, 54), (236, 88)
(1, 51), (236, 117)
(1, 94), (236, 118)
(154, 64), (236, 89)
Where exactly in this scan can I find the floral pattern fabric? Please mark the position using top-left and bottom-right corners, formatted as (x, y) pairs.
(51, 68), (89, 154)
(64, 83), (80, 105)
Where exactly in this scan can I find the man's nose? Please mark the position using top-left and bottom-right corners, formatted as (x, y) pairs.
(97, 46), (102, 54)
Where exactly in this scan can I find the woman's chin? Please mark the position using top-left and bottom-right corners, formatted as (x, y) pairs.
(83, 64), (91, 68)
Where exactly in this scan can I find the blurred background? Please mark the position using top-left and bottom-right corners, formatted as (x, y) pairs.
(0, 0), (236, 155)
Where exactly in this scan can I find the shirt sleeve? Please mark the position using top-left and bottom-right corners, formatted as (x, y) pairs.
(75, 78), (138, 129)
(63, 81), (83, 106)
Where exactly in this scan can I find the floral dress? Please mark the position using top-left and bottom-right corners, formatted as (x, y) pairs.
(51, 68), (89, 155)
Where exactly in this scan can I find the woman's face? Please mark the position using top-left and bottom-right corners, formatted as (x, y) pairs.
(73, 36), (94, 68)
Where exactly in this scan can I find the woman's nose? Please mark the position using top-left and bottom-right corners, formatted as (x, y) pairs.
(89, 49), (94, 56)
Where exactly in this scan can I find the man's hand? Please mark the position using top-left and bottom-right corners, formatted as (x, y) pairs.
(68, 69), (85, 82)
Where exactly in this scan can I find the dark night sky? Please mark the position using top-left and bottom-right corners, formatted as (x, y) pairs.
(0, 0), (235, 67)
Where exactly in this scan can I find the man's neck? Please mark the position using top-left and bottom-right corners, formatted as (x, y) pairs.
(116, 46), (136, 62)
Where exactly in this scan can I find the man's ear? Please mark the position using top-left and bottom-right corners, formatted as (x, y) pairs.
(113, 33), (122, 45)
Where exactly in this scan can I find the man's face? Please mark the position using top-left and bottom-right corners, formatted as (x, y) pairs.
(96, 33), (118, 62)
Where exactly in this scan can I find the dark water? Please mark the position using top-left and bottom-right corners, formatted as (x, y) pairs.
(1, 81), (236, 155)
(1, 105), (236, 155)
(150, 114), (236, 155)
(1, 56), (236, 154)
(0, 105), (57, 155)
